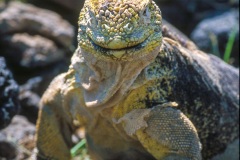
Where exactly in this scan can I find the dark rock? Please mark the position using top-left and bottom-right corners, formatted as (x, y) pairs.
(155, 0), (193, 33)
(191, 10), (239, 66)
(0, 2), (74, 48)
(24, 0), (81, 29)
(19, 77), (41, 123)
(0, 2), (74, 124)
(0, 57), (20, 130)
(155, 0), (238, 33)
(0, 2), (74, 69)
(19, 90), (40, 123)
(155, 0), (239, 66)
(0, 2), (74, 71)
(162, 20), (198, 50)
(0, 140), (17, 159)
(47, 0), (83, 11)
(0, 33), (66, 68)
(0, 115), (35, 145)
(0, 115), (35, 159)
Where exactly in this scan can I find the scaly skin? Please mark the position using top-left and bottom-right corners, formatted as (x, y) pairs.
(35, 0), (239, 160)
(78, 0), (162, 61)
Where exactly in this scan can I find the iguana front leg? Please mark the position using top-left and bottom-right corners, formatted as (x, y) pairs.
(117, 105), (202, 160)
(36, 74), (74, 160)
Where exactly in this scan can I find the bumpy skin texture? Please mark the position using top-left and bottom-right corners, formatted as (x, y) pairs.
(36, 0), (239, 160)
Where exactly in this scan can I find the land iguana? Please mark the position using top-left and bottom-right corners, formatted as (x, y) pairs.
(35, 0), (239, 159)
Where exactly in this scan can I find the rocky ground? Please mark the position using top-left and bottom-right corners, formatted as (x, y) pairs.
(0, 0), (239, 159)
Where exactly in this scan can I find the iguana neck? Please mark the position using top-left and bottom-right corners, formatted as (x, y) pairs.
(71, 46), (160, 110)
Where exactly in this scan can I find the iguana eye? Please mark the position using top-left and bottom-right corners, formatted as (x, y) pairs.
(143, 7), (148, 16)
(142, 5), (150, 17)
(141, 5), (151, 24)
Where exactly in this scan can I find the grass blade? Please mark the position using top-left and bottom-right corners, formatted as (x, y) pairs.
(223, 26), (237, 63)
(71, 138), (87, 157)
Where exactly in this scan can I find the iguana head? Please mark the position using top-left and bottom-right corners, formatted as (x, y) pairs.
(78, 0), (162, 61)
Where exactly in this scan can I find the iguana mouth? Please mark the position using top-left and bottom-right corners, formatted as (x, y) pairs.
(86, 26), (152, 50)
(80, 32), (161, 61)
(89, 34), (150, 51)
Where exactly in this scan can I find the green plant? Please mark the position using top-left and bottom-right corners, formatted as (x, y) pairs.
(71, 138), (87, 158)
(210, 25), (238, 64)
(223, 26), (238, 63)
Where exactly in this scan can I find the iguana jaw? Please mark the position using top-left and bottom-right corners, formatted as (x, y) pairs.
(78, 0), (162, 61)
(84, 31), (161, 60)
